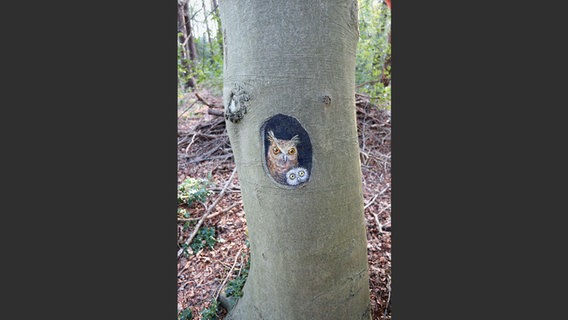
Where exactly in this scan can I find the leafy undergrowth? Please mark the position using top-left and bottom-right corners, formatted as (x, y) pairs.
(177, 89), (391, 319)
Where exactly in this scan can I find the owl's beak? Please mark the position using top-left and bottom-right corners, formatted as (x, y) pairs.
(282, 154), (288, 162)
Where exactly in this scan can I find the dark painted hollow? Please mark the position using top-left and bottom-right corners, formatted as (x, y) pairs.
(261, 114), (312, 186)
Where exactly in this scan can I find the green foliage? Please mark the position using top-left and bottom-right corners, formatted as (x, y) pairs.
(178, 308), (193, 320)
(177, 177), (210, 206)
(178, 207), (191, 219)
(224, 272), (246, 298)
(190, 227), (217, 253)
(356, 0), (391, 104)
(194, 36), (224, 95)
(178, 2), (224, 95)
(180, 1), (391, 107)
(181, 242), (190, 258)
(200, 300), (219, 320)
(224, 254), (250, 299)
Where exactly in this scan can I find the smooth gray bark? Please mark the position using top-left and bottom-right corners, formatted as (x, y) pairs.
(220, 0), (370, 319)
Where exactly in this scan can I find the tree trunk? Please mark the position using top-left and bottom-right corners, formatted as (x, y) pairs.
(201, 0), (214, 61)
(219, 1), (370, 319)
(178, 0), (197, 88)
(211, 0), (223, 54)
(182, 3), (198, 62)
(381, 30), (391, 86)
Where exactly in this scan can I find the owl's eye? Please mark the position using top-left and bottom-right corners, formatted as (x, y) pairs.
(289, 173), (296, 180)
(288, 148), (296, 155)
(273, 147), (281, 154)
(298, 170), (305, 177)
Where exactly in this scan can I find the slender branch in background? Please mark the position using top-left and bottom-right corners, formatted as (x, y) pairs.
(189, 7), (203, 20)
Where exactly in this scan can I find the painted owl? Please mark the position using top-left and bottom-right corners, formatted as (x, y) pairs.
(267, 130), (299, 183)
(286, 167), (309, 186)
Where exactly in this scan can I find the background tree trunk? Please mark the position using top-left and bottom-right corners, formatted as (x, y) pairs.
(201, 0), (214, 60)
(211, 0), (223, 54)
(178, 0), (197, 88)
(220, 0), (371, 319)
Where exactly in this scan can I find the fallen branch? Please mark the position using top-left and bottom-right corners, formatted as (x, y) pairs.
(378, 204), (391, 216)
(378, 184), (391, 196)
(180, 131), (227, 142)
(364, 194), (379, 210)
(372, 212), (383, 234)
(356, 108), (388, 128)
(373, 203), (392, 234)
(364, 185), (390, 210)
(215, 247), (243, 301)
(178, 101), (198, 119)
(383, 275), (391, 319)
(209, 186), (241, 192)
(208, 108), (224, 116)
(177, 202), (240, 222)
(195, 92), (214, 108)
(186, 138), (228, 163)
(194, 116), (225, 131)
(207, 202), (240, 220)
(189, 153), (233, 164)
(177, 167), (238, 258)
(184, 133), (197, 153)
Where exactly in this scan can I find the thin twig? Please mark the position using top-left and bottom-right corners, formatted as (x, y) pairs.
(364, 185), (390, 210)
(177, 167), (238, 258)
(185, 133), (197, 153)
(177, 217), (200, 222)
(378, 204), (391, 216)
(178, 101), (198, 119)
(373, 203), (392, 234)
(207, 202), (240, 219)
(209, 186), (240, 192)
(181, 131), (227, 140)
(372, 212), (383, 234)
(189, 153), (233, 164)
(215, 247), (243, 301)
(192, 138), (227, 159)
(383, 275), (391, 319)
(360, 149), (370, 165)
(177, 202), (240, 222)
(378, 184), (391, 197)
(364, 194), (379, 210)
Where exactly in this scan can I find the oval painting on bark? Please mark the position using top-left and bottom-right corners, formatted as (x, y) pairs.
(261, 114), (312, 187)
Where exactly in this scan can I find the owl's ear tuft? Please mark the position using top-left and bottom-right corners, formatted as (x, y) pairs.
(267, 130), (276, 143)
(290, 135), (300, 145)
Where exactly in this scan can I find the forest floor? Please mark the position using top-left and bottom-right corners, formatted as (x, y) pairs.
(177, 88), (391, 320)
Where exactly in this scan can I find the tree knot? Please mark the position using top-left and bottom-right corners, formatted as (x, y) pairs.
(225, 82), (251, 123)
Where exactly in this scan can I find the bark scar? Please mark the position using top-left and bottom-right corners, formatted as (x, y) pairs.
(225, 82), (251, 123)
